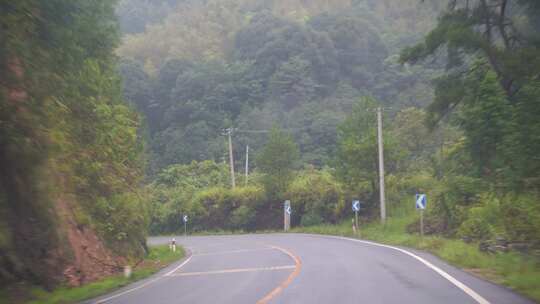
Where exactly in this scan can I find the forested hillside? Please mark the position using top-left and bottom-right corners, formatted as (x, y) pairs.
(117, 0), (540, 255)
(116, 0), (443, 172)
(1, 1), (147, 289)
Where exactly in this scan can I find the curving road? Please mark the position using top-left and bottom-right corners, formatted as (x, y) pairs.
(88, 234), (533, 304)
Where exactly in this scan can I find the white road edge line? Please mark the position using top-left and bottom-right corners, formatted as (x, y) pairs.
(320, 234), (491, 304)
(94, 254), (193, 304)
(168, 265), (296, 277)
(164, 255), (193, 276)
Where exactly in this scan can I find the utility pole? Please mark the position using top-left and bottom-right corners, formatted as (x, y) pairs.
(377, 107), (386, 224)
(226, 128), (236, 188)
(245, 145), (249, 186)
(223, 128), (271, 188)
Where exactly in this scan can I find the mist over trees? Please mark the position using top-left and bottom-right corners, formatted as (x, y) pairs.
(117, 0), (443, 173)
(113, 0), (449, 234)
(117, 0), (540, 247)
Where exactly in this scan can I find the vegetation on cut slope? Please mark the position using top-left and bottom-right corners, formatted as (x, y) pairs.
(0, 0), (148, 291)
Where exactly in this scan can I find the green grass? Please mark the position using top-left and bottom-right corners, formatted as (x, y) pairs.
(2, 245), (185, 304)
(292, 213), (540, 303)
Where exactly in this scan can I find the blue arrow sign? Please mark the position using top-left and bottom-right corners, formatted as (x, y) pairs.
(352, 200), (360, 212)
(286, 206), (292, 215)
(183, 215), (188, 223)
(415, 194), (427, 210)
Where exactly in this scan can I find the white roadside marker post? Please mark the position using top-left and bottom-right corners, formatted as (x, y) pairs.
(352, 200), (360, 235)
(415, 194), (427, 237)
(183, 214), (188, 237)
(124, 265), (132, 278)
(284, 200), (291, 231)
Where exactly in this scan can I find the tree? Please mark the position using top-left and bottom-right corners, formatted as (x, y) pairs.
(457, 69), (512, 178)
(401, 0), (540, 122)
(269, 56), (317, 109)
(256, 126), (300, 201)
(401, 0), (540, 190)
(234, 13), (339, 95)
(397, 0), (540, 241)
(335, 97), (403, 212)
(310, 12), (388, 84)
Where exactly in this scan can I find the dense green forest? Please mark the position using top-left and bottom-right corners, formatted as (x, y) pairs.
(117, 0), (443, 171)
(1, 0), (539, 297)
(114, 0), (446, 233)
(117, 0), (540, 250)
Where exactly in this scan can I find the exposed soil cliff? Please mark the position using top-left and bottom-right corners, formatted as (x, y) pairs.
(56, 195), (126, 287)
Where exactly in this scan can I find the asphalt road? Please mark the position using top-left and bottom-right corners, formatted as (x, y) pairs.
(88, 234), (534, 304)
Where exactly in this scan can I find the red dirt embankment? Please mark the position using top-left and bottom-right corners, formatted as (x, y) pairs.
(55, 195), (126, 287)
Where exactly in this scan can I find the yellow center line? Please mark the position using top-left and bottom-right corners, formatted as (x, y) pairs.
(256, 245), (302, 304)
(168, 265), (296, 277)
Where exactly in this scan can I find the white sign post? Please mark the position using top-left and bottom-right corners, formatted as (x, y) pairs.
(415, 194), (427, 237)
(352, 200), (361, 234)
(183, 214), (188, 237)
(284, 200), (291, 232)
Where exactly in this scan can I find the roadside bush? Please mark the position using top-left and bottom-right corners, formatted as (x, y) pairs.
(385, 172), (436, 218)
(427, 174), (485, 234)
(458, 210), (494, 241)
(229, 187), (266, 230)
(230, 206), (256, 230)
(456, 192), (540, 244)
(500, 193), (540, 243)
(146, 161), (229, 234)
(91, 192), (149, 257)
(301, 212), (324, 226)
(457, 194), (502, 241)
(147, 183), (206, 234)
(193, 186), (265, 231)
(287, 169), (344, 225)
